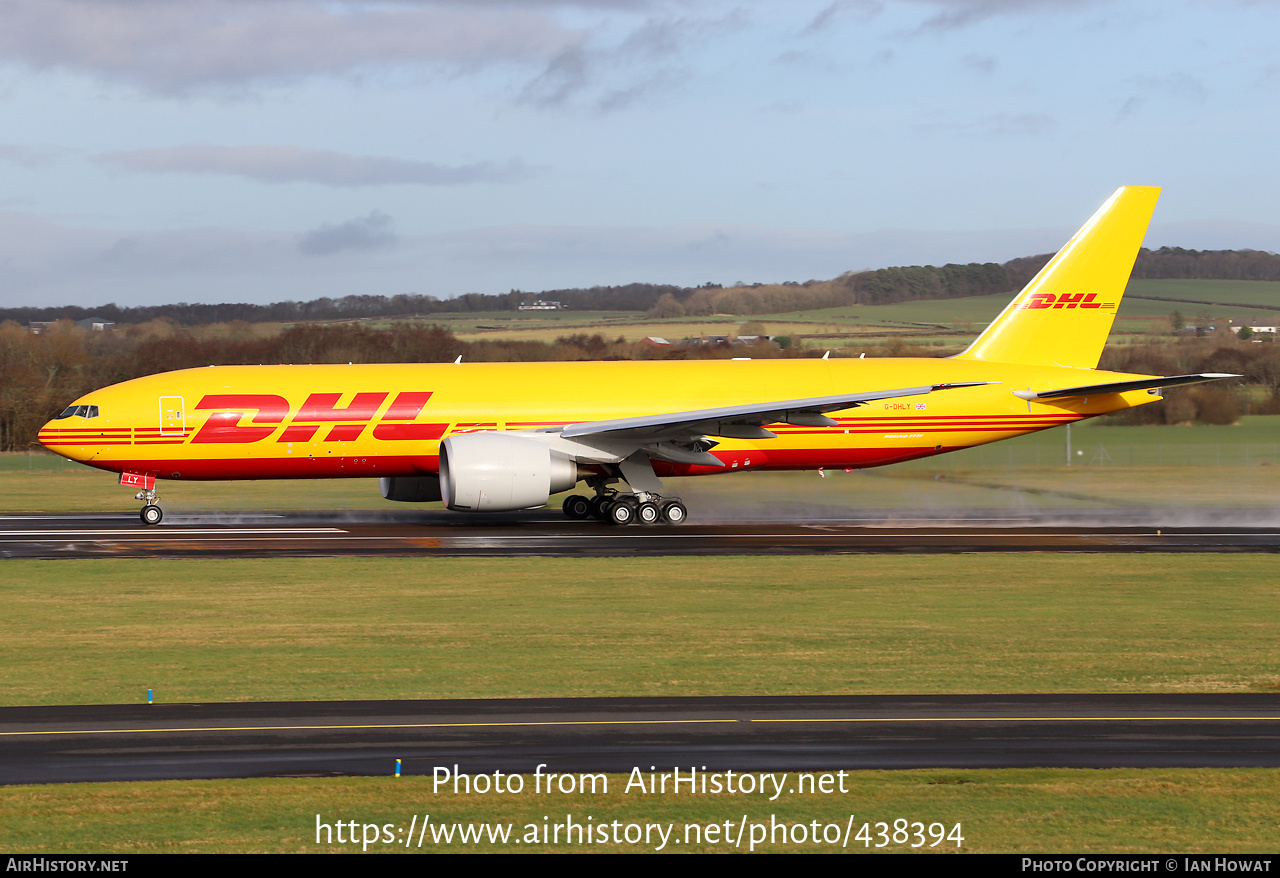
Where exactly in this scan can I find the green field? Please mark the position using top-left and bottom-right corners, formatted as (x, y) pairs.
(388, 309), (651, 338)
(1126, 278), (1280, 311)
(391, 278), (1280, 347)
(5, 768), (1279, 853)
(5, 555), (1279, 705)
(4, 554), (1280, 852)
(5, 417), (1277, 515)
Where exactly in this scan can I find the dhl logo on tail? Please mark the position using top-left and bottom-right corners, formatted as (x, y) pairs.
(1019, 292), (1116, 311)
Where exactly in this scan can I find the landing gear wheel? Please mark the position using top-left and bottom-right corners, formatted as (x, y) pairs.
(608, 500), (636, 526)
(563, 495), (592, 520)
(140, 504), (163, 526)
(661, 501), (687, 525)
(636, 501), (660, 525)
(590, 496), (613, 521)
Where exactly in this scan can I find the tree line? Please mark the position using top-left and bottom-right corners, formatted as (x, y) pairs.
(4, 319), (1276, 451)
(0, 283), (689, 328)
(1099, 336), (1280, 424)
(4, 249), (1278, 327)
(0, 320), (783, 451)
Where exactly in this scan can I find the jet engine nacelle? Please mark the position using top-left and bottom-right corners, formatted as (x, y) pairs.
(439, 432), (577, 512)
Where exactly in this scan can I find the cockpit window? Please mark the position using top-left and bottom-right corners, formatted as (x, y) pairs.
(54, 405), (99, 419)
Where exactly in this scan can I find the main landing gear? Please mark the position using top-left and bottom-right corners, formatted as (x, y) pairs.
(562, 490), (688, 526)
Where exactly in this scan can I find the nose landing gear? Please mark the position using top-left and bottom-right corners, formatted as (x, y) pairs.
(120, 472), (163, 525)
(139, 501), (163, 525)
(135, 489), (163, 525)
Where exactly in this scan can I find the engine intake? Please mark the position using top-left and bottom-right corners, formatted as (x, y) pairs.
(440, 432), (577, 512)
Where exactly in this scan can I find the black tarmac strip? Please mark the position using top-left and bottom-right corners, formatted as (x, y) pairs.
(6, 511), (1278, 787)
(0, 510), (1278, 558)
(5, 694), (1280, 785)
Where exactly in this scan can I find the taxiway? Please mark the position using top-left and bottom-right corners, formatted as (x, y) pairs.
(6, 694), (1280, 785)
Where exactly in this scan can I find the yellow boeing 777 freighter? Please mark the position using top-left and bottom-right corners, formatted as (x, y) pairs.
(40, 186), (1234, 525)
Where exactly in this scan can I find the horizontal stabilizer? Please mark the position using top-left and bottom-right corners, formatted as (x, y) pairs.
(1012, 373), (1239, 401)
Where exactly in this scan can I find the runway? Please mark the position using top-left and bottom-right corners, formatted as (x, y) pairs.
(6, 694), (1280, 785)
(1, 510), (1278, 558)
(7, 512), (1276, 787)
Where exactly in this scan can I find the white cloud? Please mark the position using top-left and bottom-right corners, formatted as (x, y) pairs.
(799, 1), (884, 36)
(299, 211), (397, 256)
(516, 9), (743, 111)
(0, 0), (585, 95)
(909, 0), (1094, 31)
(4, 205), (1272, 308)
(0, 209), (1084, 306)
(0, 143), (65, 168)
(96, 145), (538, 187)
(915, 113), (1056, 136)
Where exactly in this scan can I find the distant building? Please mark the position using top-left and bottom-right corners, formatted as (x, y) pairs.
(28, 317), (116, 334)
(76, 317), (116, 331)
(517, 300), (562, 311)
(682, 334), (767, 348)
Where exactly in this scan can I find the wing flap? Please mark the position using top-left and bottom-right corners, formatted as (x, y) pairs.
(558, 382), (992, 443)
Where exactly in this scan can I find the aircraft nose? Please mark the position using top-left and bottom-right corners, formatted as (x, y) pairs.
(36, 402), (99, 460)
(37, 417), (61, 450)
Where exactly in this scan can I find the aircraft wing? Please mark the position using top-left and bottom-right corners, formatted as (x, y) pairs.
(1011, 373), (1239, 401)
(554, 382), (992, 467)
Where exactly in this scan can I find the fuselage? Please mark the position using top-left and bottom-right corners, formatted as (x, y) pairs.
(38, 357), (1158, 482)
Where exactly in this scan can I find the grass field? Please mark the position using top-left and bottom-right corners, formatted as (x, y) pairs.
(4, 554), (1280, 853)
(397, 278), (1280, 347)
(454, 319), (864, 344)
(5, 555), (1280, 705)
(4, 418), (1277, 515)
(1126, 279), (1280, 311)
(5, 768), (1279, 853)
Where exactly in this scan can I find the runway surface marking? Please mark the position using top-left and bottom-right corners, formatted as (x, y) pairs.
(8, 715), (1280, 738)
(3, 530), (1255, 540)
(1, 719), (736, 737)
(3, 514), (1274, 558)
(0, 528), (346, 537)
(421, 532), (1264, 540)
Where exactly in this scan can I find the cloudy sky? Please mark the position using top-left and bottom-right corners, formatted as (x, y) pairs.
(1, 0), (1277, 307)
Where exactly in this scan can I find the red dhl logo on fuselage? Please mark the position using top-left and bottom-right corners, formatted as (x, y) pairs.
(1019, 292), (1115, 310)
(192, 391), (443, 443)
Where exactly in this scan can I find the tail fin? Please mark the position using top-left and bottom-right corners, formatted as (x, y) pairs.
(956, 186), (1160, 368)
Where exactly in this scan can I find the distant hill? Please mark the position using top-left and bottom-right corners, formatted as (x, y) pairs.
(3, 248), (1277, 326)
